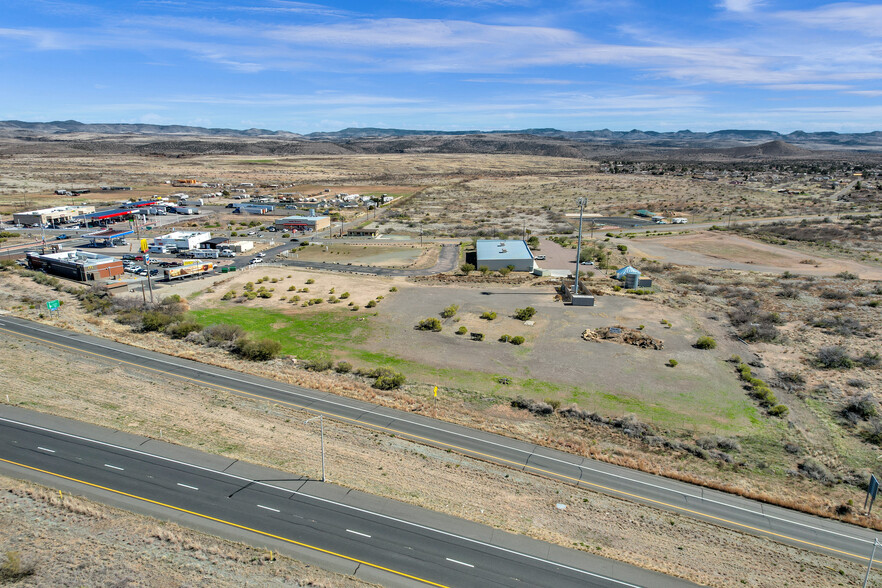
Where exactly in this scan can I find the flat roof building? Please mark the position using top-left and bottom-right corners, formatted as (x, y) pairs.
(13, 205), (95, 227)
(153, 231), (212, 251)
(274, 215), (331, 232)
(475, 240), (535, 272)
(26, 249), (123, 282)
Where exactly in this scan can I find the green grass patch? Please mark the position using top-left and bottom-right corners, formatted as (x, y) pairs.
(190, 307), (370, 360)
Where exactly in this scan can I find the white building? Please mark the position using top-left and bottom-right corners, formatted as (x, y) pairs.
(152, 231), (212, 251)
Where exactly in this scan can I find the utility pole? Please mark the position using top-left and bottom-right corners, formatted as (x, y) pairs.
(573, 197), (587, 295)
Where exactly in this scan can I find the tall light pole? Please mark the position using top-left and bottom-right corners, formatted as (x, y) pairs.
(864, 538), (879, 588)
(304, 415), (325, 482)
(573, 197), (587, 295)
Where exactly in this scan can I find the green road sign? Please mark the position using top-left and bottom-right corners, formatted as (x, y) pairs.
(46, 300), (60, 311)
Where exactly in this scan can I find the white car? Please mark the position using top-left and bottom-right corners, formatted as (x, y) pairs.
(256, 252), (265, 257)
(250, 257), (262, 264)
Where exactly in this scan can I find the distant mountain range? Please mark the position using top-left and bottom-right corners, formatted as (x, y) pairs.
(2, 120), (882, 150)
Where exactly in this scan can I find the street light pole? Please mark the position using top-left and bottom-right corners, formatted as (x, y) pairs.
(864, 538), (880, 588)
(304, 415), (325, 482)
(573, 197), (587, 295)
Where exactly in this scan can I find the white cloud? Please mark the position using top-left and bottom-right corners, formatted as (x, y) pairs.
(718, 0), (764, 13)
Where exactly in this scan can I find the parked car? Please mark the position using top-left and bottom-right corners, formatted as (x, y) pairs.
(249, 257), (262, 264)
(580, 261), (594, 265)
(256, 252), (265, 257)
(55, 234), (70, 240)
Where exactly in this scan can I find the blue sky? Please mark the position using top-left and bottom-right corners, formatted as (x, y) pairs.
(2, 0), (881, 133)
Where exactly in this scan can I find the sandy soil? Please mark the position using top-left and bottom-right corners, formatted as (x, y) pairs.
(627, 232), (882, 279)
(0, 334), (874, 588)
(0, 475), (373, 587)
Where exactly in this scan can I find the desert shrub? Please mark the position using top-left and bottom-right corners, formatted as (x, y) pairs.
(203, 323), (245, 344)
(544, 398), (562, 410)
(821, 289), (850, 300)
(416, 317), (442, 332)
(334, 361), (352, 374)
(498, 267), (511, 276)
(799, 458), (831, 483)
(460, 263), (475, 274)
(471, 332), (485, 341)
(366, 299), (377, 308)
(288, 285), (296, 291)
(740, 323), (779, 343)
(304, 358), (333, 371)
(514, 306), (536, 321)
(768, 404), (789, 417)
(816, 346), (854, 369)
(340, 291), (350, 299)
(0, 551), (34, 582)
(221, 290), (236, 300)
(441, 304), (459, 318)
(694, 336), (717, 349)
(836, 271), (858, 280)
(456, 326), (467, 335)
(234, 337), (282, 361)
(165, 320), (203, 339)
(616, 244), (628, 253)
(370, 368), (406, 390)
(856, 352), (881, 368)
(243, 281), (255, 292)
(778, 284), (800, 299)
(667, 359), (678, 367)
(498, 334), (511, 342)
(478, 265), (490, 275)
(480, 311), (497, 320)
(510, 335), (525, 345)
(864, 420), (882, 446)
(306, 278), (315, 284)
(844, 395), (877, 420)
(389, 286), (398, 292)
(141, 309), (180, 332)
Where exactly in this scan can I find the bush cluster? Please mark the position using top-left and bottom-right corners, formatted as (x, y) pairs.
(480, 311), (497, 320)
(441, 304), (459, 318)
(736, 362), (788, 417)
(416, 317), (442, 331)
(514, 306), (536, 321)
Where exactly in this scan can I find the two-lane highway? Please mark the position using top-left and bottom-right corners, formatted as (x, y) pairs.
(0, 315), (879, 569)
(0, 414), (678, 588)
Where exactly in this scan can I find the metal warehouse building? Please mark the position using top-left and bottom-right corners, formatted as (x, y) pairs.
(274, 215), (330, 233)
(475, 240), (535, 272)
(153, 231), (212, 251)
(26, 249), (124, 281)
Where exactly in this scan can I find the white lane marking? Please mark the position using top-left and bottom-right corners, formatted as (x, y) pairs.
(446, 557), (474, 568)
(0, 416), (637, 586)
(346, 529), (371, 538)
(37, 446), (55, 453)
(1, 320), (871, 550)
(104, 464), (124, 471)
(257, 504), (280, 513)
(177, 483), (199, 491)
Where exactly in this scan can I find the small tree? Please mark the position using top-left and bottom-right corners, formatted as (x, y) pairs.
(441, 304), (459, 318)
(694, 336), (717, 350)
(416, 317), (442, 331)
(514, 306), (537, 321)
(460, 263), (475, 275)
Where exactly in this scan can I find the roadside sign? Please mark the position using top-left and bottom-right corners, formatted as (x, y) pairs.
(866, 474), (879, 513)
(46, 300), (60, 311)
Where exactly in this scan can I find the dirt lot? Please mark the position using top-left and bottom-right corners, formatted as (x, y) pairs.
(0, 332), (875, 588)
(290, 243), (438, 268)
(627, 232), (882, 279)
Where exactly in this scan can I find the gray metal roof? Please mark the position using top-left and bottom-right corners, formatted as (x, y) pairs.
(475, 239), (533, 261)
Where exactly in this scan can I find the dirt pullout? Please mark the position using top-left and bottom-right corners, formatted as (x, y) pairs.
(628, 231), (882, 279)
(0, 475), (373, 587)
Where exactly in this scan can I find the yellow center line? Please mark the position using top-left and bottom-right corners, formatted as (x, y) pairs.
(0, 325), (873, 563)
(0, 457), (449, 588)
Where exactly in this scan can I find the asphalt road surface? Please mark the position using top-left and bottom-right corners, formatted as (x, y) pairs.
(0, 316), (880, 571)
(0, 411), (691, 588)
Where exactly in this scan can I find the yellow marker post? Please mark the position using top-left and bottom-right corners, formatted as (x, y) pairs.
(140, 238), (148, 253)
(433, 386), (438, 413)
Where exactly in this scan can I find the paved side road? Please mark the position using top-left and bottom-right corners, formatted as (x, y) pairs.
(0, 406), (693, 588)
(0, 316), (879, 571)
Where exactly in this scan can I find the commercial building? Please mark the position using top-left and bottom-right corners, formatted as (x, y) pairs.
(152, 231), (212, 251)
(26, 249), (123, 281)
(274, 215), (331, 233)
(475, 240), (535, 272)
(227, 240), (254, 253)
(345, 228), (379, 238)
(200, 237), (230, 249)
(13, 205), (95, 227)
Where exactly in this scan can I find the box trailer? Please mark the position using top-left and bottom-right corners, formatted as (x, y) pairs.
(164, 262), (214, 281)
(190, 249), (219, 259)
(172, 207), (199, 215)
